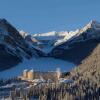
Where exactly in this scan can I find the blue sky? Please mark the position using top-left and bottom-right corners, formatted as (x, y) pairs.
(0, 0), (100, 34)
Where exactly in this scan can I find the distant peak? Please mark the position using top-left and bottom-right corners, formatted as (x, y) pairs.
(82, 20), (100, 32)
(88, 20), (100, 28)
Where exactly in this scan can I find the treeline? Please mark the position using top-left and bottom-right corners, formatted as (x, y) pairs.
(9, 78), (100, 100)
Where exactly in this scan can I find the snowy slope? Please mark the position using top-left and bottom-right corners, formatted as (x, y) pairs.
(20, 31), (68, 54)
(32, 31), (68, 40)
(0, 57), (75, 79)
(82, 20), (100, 32)
(54, 29), (80, 46)
(18, 20), (100, 56)
(0, 19), (40, 59)
(54, 20), (100, 48)
(1, 19), (100, 79)
(19, 20), (100, 55)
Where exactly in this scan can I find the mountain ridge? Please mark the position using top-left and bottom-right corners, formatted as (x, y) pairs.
(0, 19), (100, 72)
(0, 19), (41, 70)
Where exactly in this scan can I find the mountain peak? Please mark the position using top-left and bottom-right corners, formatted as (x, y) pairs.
(87, 20), (100, 29)
(81, 20), (100, 33)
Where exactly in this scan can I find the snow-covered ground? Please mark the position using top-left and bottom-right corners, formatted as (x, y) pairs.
(0, 57), (75, 79)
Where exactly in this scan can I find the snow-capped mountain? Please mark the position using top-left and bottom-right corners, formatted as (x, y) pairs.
(19, 31), (69, 54)
(53, 20), (100, 48)
(0, 19), (41, 71)
(0, 19), (100, 71)
(82, 20), (100, 32)
(32, 31), (67, 40)
(28, 20), (100, 55)
(50, 20), (100, 64)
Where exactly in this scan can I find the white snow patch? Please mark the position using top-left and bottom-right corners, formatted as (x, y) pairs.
(0, 57), (75, 79)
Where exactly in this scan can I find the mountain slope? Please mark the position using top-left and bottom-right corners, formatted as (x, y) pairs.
(0, 19), (40, 71)
(0, 19), (100, 74)
(72, 42), (100, 83)
(51, 38), (100, 64)
(29, 20), (100, 56)
(50, 20), (100, 64)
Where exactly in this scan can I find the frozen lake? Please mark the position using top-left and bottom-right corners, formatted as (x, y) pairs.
(0, 57), (75, 79)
